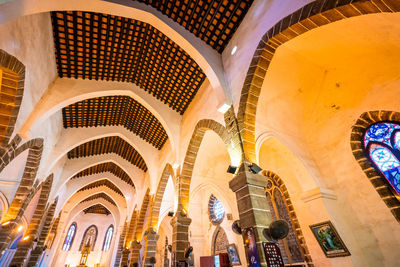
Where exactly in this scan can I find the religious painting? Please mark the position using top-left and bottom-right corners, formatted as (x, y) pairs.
(226, 244), (241, 265)
(243, 227), (261, 267)
(309, 221), (350, 257)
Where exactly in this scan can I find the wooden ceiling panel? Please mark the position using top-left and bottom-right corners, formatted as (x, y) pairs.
(62, 95), (168, 150)
(83, 204), (111, 215)
(135, 0), (254, 53)
(72, 162), (135, 187)
(68, 136), (147, 171)
(78, 179), (124, 196)
(51, 11), (206, 114)
(81, 192), (117, 206)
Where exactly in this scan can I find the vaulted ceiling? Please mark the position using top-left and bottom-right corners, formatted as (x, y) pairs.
(131, 0), (254, 52)
(81, 192), (117, 206)
(68, 136), (147, 171)
(72, 162), (135, 187)
(51, 11), (206, 114)
(62, 95), (168, 150)
(78, 179), (124, 196)
(83, 204), (111, 215)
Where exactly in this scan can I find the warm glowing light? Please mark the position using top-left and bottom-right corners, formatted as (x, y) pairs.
(22, 235), (30, 241)
(172, 163), (179, 169)
(218, 104), (231, 114)
(181, 208), (187, 215)
(231, 45), (238, 55)
(1, 221), (10, 226)
(17, 225), (23, 232)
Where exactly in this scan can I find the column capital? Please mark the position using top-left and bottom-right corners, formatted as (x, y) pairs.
(229, 162), (268, 192)
(170, 214), (192, 227)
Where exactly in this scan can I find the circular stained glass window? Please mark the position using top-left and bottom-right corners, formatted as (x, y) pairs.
(208, 195), (225, 224)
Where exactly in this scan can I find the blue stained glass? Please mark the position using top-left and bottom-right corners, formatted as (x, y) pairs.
(213, 199), (225, 221)
(102, 225), (113, 251)
(63, 223), (76, 251)
(365, 122), (400, 196)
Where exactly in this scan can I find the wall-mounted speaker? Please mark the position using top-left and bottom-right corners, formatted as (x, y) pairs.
(262, 220), (289, 241)
(232, 220), (242, 235)
(184, 246), (193, 258)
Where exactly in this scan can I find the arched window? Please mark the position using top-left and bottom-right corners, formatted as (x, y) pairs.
(208, 195), (225, 224)
(79, 225), (98, 251)
(102, 225), (114, 251)
(364, 122), (400, 195)
(62, 223), (77, 251)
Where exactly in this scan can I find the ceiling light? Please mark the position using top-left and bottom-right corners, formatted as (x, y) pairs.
(172, 163), (179, 169)
(218, 104), (231, 114)
(231, 45), (238, 55)
(17, 225), (23, 232)
(1, 221), (10, 226)
(22, 235), (30, 241)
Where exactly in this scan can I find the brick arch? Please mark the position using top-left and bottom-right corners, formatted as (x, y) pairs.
(179, 119), (228, 211)
(351, 110), (400, 222)
(150, 163), (175, 229)
(262, 170), (312, 265)
(238, 0), (400, 163)
(10, 174), (53, 265)
(1, 136), (44, 222)
(0, 50), (25, 146)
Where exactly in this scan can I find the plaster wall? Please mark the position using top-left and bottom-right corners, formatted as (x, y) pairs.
(0, 149), (28, 202)
(221, 0), (312, 110)
(57, 212), (115, 267)
(256, 13), (400, 267)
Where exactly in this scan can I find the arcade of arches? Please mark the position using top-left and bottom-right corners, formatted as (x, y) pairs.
(0, 0), (399, 266)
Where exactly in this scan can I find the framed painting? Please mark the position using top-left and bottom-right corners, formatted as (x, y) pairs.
(309, 221), (350, 258)
(226, 243), (241, 265)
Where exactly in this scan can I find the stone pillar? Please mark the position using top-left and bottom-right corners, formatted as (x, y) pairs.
(128, 242), (142, 266)
(143, 227), (159, 267)
(229, 162), (272, 267)
(10, 175), (53, 266)
(120, 248), (130, 266)
(26, 198), (57, 266)
(170, 213), (191, 266)
(114, 223), (127, 267)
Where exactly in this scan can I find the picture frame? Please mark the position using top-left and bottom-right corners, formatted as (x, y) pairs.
(226, 243), (241, 265)
(309, 221), (350, 258)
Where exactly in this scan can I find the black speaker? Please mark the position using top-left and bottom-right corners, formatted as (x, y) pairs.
(168, 244), (172, 252)
(184, 246), (193, 258)
(232, 220), (242, 235)
(263, 220), (289, 241)
(150, 257), (156, 264)
(249, 163), (262, 174)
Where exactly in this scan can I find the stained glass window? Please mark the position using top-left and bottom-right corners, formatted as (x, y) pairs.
(62, 223), (76, 251)
(208, 195), (225, 224)
(102, 225), (113, 251)
(364, 122), (400, 195)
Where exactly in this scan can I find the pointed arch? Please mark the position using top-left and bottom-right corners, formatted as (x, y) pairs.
(179, 119), (229, 211)
(351, 111), (400, 222)
(102, 224), (114, 251)
(62, 222), (77, 251)
(262, 170), (312, 265)
(79, 225), (98, 251)
(150, 163), (175, 229)
(238, 0), (400, 163)
(0, 50), (25, 146)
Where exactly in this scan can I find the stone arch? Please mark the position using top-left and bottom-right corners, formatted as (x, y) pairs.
(131, 189), (150, 264)
(79, 224), (98, 251)
(262, 170), (312, 265)
(237, 0), (400, 163)
(351, 110), (400, 222)
(0, 137), (44, 222)
(211, 226), (228, 255)
(179, 119), (228, 211)
(0, 49), (25, 147)
(150, 163), (175, 230)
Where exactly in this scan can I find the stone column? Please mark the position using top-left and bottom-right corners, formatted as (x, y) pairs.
(143, 227), (159, 267)
(170, 213), (191, 266)
(120, 248), (130, 266)
(229, 162), (272, 267)
(114, 223), (127, 267)
(128, 241), (142, 266)
(26, 198), (57, 266)
(10, 175), (53, 266)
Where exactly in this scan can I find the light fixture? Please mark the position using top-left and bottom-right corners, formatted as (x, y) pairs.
(22, 235), (30, 241)
(180, 208), (187, 217)
(17, 225), (23, 232)
(249, 163), (262, 174)
(1, 221), (10, 226)
(227, 165), (237, 174)
(172, 163), (179, 169)
(217, 103), (231, 114)
(231, 45), (238, 55)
